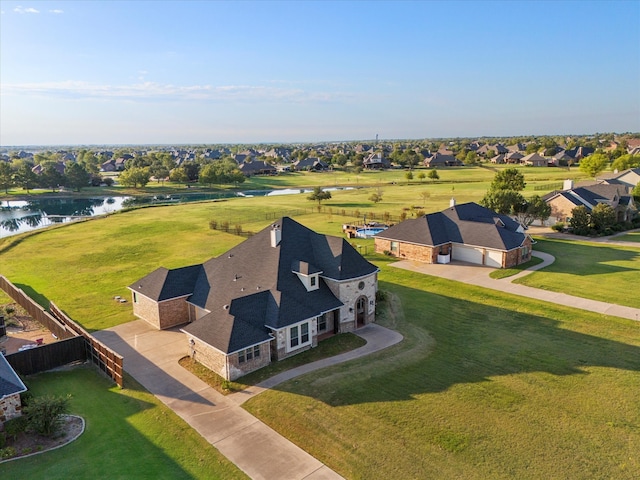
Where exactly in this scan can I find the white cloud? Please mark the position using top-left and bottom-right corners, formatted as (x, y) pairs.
(14, 6), (40, 14)
(49, 9), (64, 14)
(1, 80), (355, 104)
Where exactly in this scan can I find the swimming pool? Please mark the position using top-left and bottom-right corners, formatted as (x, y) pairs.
(356, 227), (386, 238)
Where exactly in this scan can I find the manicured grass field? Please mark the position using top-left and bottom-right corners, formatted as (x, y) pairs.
(0, 367), (247, 479)
(243, 265), (640, 479)
(613, 231), (640, 243)
(488, 255), (544, 279)
(516, 238), (640, 309)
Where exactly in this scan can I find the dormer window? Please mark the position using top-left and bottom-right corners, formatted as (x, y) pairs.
(310, 276), (317, 287)
(291, 260), (322, 292)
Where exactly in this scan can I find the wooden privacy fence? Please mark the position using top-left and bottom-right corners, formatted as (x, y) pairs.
(0, 275), (73, 340)
(6, 336), (87, 375)
(0, 275), (123, 387)
(50, 302), (123, 388)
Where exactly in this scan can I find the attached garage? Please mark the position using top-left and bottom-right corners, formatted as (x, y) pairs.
(485, 250), (503, 268)
(452, 245), (483, 264)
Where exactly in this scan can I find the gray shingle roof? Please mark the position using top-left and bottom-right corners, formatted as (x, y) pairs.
(141, 217), (377, 353)
(375, 202), (527, 251)
(0, 354), (27, 399)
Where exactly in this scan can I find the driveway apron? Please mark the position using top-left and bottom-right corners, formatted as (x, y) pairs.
(93, 321), (402, 480)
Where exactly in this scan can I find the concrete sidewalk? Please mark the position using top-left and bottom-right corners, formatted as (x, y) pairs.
(391, 251), (640, 323)
(94, 321), (402, 480)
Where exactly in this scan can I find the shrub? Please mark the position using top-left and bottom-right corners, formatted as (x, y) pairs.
(551, 222), (565, 232)
(103, 177), (114, 187)
(0, 446), (17, 460)
(0, 432), (5, 449)
(209, 219), (217, 230)
(376, 289), (388, 302)
(24, 394), (70, 437)
(4, 415), (29, 441)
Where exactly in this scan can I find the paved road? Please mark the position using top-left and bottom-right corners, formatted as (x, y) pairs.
(94, 322), (402, 480)
(391, 250), (640, 322)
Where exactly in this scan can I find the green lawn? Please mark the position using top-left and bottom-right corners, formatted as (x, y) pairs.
(0, 367), (247, 479)
(243, 265), (640, 479)
(516, 238), (640, 308)
(613, 231), (640, 243)
(488, 255), (544, 279)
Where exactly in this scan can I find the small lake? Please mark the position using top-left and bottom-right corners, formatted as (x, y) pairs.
(0, 186), (354, 238)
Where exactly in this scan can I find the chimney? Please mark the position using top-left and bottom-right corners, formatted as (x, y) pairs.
(563, 179), (574, 191)
(450, 197), (456, 207)
(270, 224), (281, 247)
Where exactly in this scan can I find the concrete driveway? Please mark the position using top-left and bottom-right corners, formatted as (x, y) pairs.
(391, 251), (640, 322)
(93, 321), (402, 480)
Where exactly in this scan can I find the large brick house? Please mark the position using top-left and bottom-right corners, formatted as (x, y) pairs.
(544, 180), (636, 225)
(129, 217), (378, 380)
(0, 354), (27, 425)
(374, 202), (533, 268)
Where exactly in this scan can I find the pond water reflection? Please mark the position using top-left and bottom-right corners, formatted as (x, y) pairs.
(0, 197), (130, 238)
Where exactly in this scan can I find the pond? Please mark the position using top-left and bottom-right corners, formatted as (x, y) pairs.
(0, 186), (355, 238)
(0, 197), (131, 238)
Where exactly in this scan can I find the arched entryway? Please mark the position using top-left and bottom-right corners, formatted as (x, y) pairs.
(355, 296), (367, 328)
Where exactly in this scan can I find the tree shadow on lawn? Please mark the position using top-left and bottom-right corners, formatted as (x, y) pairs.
(271, 283), (640, 406)
(532, 239), (640, 276)
(1, 367), (205, 479)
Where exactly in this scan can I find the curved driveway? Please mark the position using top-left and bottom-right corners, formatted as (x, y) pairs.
(391, 250), (640, 322)
(94, 321), (402, 480)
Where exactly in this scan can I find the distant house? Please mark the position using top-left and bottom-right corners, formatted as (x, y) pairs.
(129, 217), (378, 380)
(293, 157), (329, 171)
(544, 180), (637, 224)
(32, 161), (66, 175)
(565, 146), (594, 161)
(423, 152), (463, 167)
(597, 167), (640, 189)
(0, 354), (28, 425)
(363, 152), (390, 170)
(505, 151), (524, 164)
(238, 160), (277, 176)
(374, 201), (532, 268)
(520, 153), (547, 167)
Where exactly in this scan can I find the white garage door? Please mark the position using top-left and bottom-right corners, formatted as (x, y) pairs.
(452, 245), (483, 264)
(485, 250), (503, 268)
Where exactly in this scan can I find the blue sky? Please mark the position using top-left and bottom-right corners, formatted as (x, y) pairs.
(1, 1), (638, 146)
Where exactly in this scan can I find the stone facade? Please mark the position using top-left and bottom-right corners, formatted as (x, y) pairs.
(184, 333), (271, 381)
(324, 273), (377, 332)
(0, 393), (22, 424)
(132, 292), (190, 330)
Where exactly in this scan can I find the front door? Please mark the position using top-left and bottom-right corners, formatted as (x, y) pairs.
(356, 297), (366, 327)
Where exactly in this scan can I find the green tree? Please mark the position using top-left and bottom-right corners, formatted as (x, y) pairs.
(13, 162), (38, 193)
(611, 154), (640, 171)
(369, 192), (383, 204)
(490, 167), (526, 191)
(40, 163), (65, 192)
(480, 189), (526, 215)
(307, 186), (332, 206)
(0, 161), (16, 193)
(632, 183), (640, 202)
(65, 162), (90, 192)
(590, 203), (616, 233)
(417, 172), (426, 182)
(465, 151), (479, 165)
(569, 205), (591, 235)
(169, 167), (189, 186)
(198, 163), (218, 187)
(118, 167), (150, 188)
(579, 153), (608, 178)
(149, 161), (170, 184)
(405, 171), (413, 181)
(514, 195), (552, 227)
(428, 169), (440, 182)
(420, 190), (431, 206)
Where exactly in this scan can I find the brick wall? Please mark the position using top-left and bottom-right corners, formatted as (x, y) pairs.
(185, 334), (271, 381)
(324, 273), (377, 332)
(131, 291), (161, 328)
(131, 291), (190, 330)
(375, 238), (440, 263)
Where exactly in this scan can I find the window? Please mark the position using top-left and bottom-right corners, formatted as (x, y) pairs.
(238, 345), (261, 364)
(289, 322), (311, 350)
(358, 281), (365, 290)
(310, 276), (316, 287)
(390, 241), (398, 252)
(133, 292), (138, 303)
(318, 314), (327, 332)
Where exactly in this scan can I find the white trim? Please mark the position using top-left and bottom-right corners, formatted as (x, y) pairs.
(285, 319), (312, 353)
